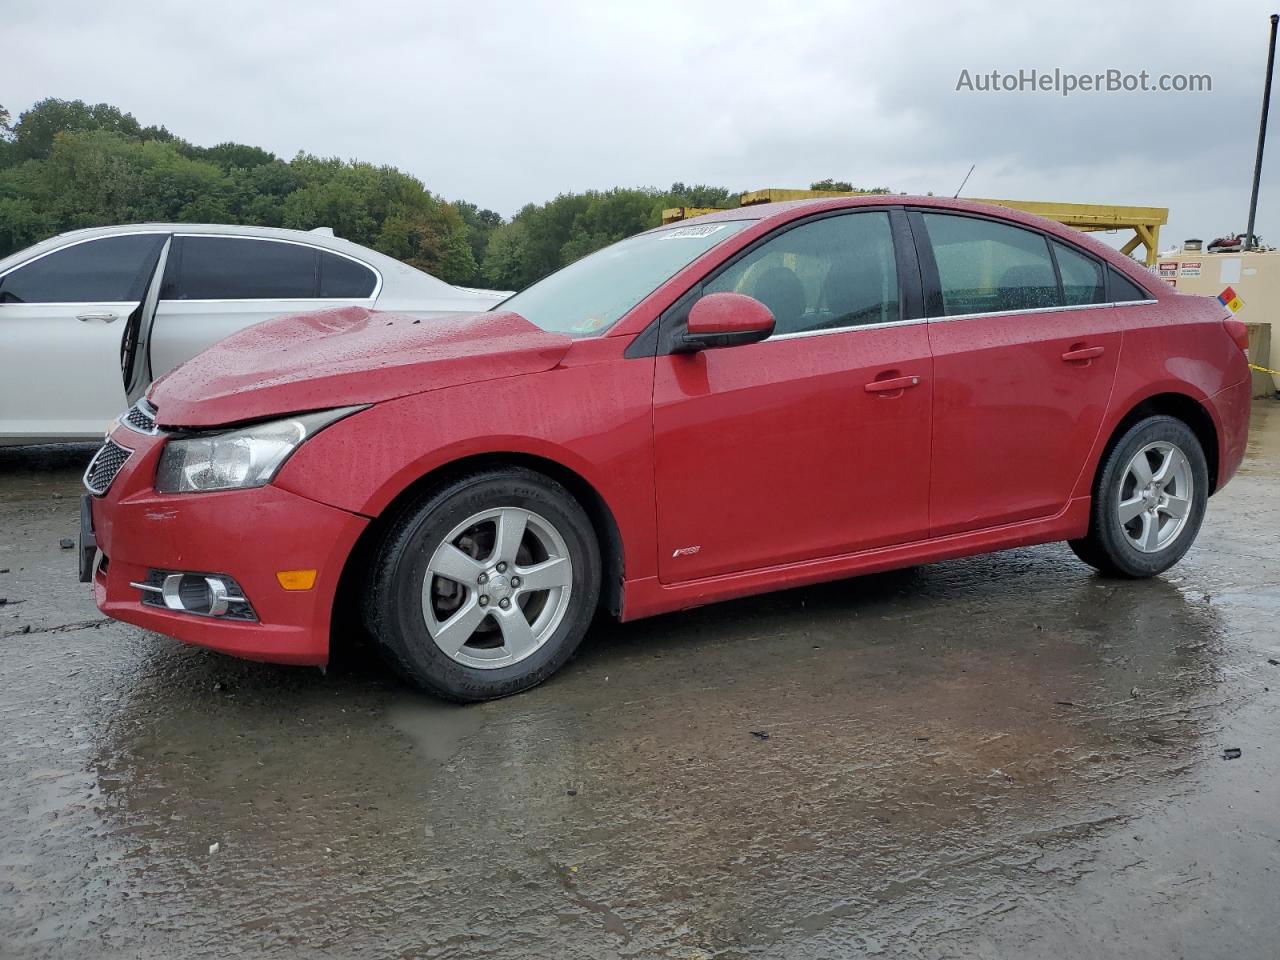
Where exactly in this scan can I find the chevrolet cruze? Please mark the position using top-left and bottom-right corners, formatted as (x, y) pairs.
(80, 196), (1253, 701)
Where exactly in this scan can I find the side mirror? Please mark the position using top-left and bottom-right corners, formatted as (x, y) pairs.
(678, 292), (775, 352)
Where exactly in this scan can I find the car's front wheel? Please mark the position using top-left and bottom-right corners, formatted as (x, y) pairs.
(1069, 415), (1208, 578)
(364, 468), (601, 701)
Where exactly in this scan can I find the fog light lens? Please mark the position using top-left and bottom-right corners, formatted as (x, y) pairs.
(276, 570), (317, 591)
(130, 569), (257, 620)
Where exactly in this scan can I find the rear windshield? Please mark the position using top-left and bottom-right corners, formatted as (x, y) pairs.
(495, 221), (750, 336)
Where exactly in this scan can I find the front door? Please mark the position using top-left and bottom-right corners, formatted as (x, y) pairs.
(0, 233), (166, 441)
(651, 210), (933, 583)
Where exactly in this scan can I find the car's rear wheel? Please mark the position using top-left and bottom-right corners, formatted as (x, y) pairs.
(364, 468), (601, 701)
(1068, 415), (1208, 578)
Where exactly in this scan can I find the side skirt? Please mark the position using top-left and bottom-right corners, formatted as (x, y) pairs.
(619, 496), (1092, 621)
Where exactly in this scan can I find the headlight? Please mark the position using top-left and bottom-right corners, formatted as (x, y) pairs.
(155, 407), (363, 494)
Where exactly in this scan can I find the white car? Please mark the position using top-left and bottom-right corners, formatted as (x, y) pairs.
(0, 224), (510, 445)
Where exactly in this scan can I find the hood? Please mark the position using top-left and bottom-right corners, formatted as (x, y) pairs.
(150, 307), (572, 428)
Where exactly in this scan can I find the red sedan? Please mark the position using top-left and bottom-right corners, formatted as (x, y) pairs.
(81, 196), (1253, 700)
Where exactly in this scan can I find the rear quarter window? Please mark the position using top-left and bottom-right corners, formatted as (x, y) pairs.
(319, 251), (377, 298)
(1109, 269), (1151, 303)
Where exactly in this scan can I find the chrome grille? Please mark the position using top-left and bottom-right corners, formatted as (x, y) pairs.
(84, 439), (133, 496)
(121, 399), (159, 435)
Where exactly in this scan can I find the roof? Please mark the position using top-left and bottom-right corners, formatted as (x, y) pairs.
(668, 195), (1165, 291)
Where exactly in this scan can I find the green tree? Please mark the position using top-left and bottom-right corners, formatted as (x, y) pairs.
(0, 96), (757, 289)
(0, 104), (11, 168)
(810, 179), (891, 194)
(454, 200), (504, 270)
(666, 182), (736, 208)
(482, 221), (530, 290)
(6, 98), (174, 165)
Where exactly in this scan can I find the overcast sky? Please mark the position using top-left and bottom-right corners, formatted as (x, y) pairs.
(5, 0), (1277, 250)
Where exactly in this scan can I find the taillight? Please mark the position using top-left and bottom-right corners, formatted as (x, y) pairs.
(1224, 317), (1249, 354)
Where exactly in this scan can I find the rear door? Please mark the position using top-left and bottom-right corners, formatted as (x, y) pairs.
(147, 235), (379, 378)
(0, 233), (166, 441)
(911, 210), (1122, 536)
(651, 209), (933, 582)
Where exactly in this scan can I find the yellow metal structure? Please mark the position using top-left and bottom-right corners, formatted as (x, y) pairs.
(661, 206), (723, 223)
(662, 189), (1168, 266)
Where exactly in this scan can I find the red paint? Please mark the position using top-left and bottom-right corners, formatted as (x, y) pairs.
(148, 308), (571, 427)
(926, 307), (1122, 536)
(1223, 317), (1249, 352)
(651, 323), (932, 581)
(685, 291), (775, 336)
(90, 429), (367, 664)
(90, 196), (1252, 667)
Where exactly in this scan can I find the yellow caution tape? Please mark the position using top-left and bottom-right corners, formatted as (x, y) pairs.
(1249, 362), (1280, 377)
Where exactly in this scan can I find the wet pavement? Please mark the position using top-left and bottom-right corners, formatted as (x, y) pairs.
(2, 403), (1278, 960)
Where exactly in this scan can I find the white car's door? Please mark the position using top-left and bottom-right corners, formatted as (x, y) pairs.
(147, 235), (379, 378)
(0, 233), (167, 442)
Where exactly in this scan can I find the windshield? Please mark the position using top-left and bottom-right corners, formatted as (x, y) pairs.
(494, 221), (751, 336)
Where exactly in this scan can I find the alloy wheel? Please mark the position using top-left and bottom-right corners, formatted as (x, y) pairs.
(421, 507), (573, 669)
(1117, 441), (1194, 553)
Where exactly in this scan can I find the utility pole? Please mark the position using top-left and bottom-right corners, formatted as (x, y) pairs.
(1244, 13), (1278, 251)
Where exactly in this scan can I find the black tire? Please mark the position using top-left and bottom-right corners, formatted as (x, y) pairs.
(1068, 415), (1208, 578)
(363, 468), (601, 701)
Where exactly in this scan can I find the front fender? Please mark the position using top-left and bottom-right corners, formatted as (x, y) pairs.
(272, 352), (660, 581)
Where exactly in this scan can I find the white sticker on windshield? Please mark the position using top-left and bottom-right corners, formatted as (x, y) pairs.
(658, 224), (728, 240)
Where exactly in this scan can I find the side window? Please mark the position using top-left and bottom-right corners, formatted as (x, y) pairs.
(1052, 241), (1105, 305)
(318, 251), (377, 298)
(163, 237), (319, 300)
(922, 213), (1061, 316)
(1109, 269), (1150, 303)
(703, 212), (899, 336)
(0, 234), (164, 304)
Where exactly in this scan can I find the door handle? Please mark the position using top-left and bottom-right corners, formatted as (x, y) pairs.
(864, 375), (922, 393)
(77, 311), (119, 323)
(1061, 345), (1104, 362)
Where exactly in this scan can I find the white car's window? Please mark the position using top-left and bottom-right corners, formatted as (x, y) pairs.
(703, 213), (900, 335)
(922, 213), (1061, 316)
(0, 234), (164, 304)
(318, 251), (377, 298)
(161, 236), (372, 301)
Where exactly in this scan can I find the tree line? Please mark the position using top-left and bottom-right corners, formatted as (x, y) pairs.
(0, 99), (885, 290)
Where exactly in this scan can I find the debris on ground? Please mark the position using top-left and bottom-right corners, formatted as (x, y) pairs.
(1222, 748), (1242, 760)
(749, 731), (770, 740)
(208, 842), (220, 855)
(58, 538), (74, 549)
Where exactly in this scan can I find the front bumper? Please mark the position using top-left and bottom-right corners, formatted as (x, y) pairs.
(89, 427), (369, 665)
